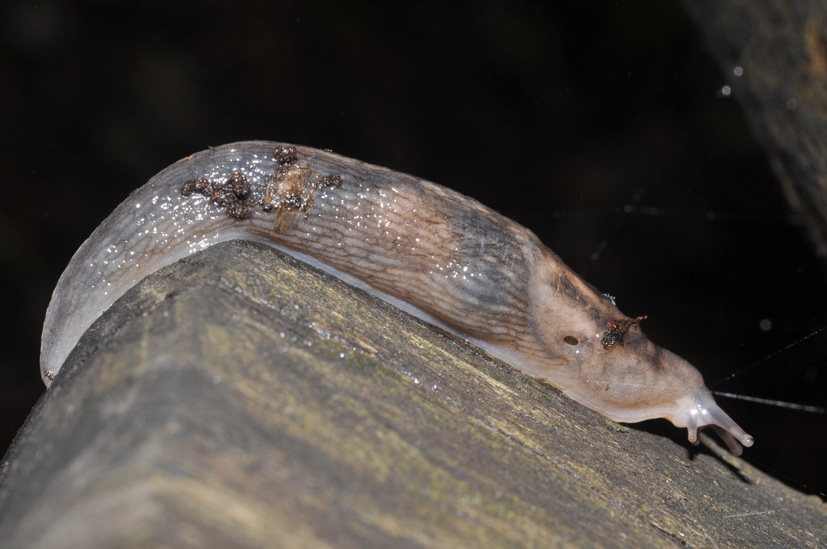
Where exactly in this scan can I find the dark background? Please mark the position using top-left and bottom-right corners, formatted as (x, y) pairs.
(2, 1), (825, 497)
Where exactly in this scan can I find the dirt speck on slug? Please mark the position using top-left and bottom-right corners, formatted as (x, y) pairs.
(274, 145), (299, 167)
(180, 147), (343, 229)
(265, 159), (340, 231)
(601, 315), (647, 349)
(181, 173), (254, 219)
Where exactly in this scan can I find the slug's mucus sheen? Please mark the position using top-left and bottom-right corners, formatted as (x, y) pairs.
(40, 141), (754, 455)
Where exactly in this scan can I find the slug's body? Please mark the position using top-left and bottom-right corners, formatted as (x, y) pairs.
(41, 141), (753, 454)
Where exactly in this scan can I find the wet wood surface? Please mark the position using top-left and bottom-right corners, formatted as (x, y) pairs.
(0, 241), (824, 547)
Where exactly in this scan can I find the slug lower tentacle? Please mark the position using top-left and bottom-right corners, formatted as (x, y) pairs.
(40, 141), (753, 454)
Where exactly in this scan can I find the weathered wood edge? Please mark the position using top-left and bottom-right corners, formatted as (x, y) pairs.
(0, 241), (823, 547)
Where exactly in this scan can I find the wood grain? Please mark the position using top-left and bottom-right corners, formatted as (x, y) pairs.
(0, 241), (823, 547)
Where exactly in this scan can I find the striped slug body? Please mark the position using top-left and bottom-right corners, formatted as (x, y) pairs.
(40, 141), (754, 455)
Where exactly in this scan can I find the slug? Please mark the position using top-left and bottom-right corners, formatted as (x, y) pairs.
(40, 141), (754, 455)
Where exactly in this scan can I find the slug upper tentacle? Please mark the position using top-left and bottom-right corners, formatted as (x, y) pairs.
(40, 141), (753, 454)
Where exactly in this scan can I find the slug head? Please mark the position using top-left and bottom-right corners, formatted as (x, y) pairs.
(555, 327), (755, 455)
(530, 275), (754, 455)
(677, 387), (754, 456)
(597, 334), (755, 456)
(585, 329), (754, 456)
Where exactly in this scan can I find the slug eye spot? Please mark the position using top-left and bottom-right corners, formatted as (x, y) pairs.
(563, 335), (579, 345)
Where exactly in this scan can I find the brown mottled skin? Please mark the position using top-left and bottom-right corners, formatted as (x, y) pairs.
(40, 142), (753, 454)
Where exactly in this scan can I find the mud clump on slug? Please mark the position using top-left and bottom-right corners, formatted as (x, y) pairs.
(40, 141), (754, 456)
(181, 173), (254, 219)
(602, 315), (648, 349)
